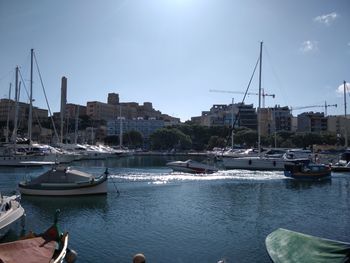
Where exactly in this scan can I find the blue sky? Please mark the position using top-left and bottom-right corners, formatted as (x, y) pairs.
(0, 0), (349, 121)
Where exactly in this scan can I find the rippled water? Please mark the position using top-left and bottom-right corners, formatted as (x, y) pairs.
(1, 156), (349, 263)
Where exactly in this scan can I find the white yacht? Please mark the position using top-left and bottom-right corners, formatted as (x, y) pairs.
(0, 193), (25, 239)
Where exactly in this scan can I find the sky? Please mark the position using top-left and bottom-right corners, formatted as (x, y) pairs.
(0, 0), (349, 122)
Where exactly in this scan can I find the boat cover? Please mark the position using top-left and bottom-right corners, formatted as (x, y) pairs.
(266, 228), (350, 263)
(0, 236), (56, 263)
(28, 165), (93, 184)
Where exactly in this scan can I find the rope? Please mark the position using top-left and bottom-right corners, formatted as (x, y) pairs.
(225, 56), (260, 147)
(109, 173), (120, 195)
(18, 69), (44, 133)
(33, 52), (60, 142)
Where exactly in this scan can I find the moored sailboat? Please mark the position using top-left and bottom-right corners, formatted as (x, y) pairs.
(222, 42), (309, 170)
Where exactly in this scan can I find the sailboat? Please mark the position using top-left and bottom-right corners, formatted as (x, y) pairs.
(0, 50), (60, 166)
(222, 42), (308, 170)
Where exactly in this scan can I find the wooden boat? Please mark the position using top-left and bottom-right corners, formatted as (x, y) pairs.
(166, 159), (218, 174)
(284, 162), (331, 180)
(18, 165), (108, 196)
(266, 228), (350, 263)
(0, 209), (77, 263)
(0, 194), (25, 239)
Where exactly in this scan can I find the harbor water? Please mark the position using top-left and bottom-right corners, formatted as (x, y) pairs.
(1, 155), (349, 262)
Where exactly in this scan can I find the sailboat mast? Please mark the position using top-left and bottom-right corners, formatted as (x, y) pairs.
(74, 105), (79, 144)
(119, 105), (123, 148)
(12, 66), (19, 142)
(6, 83), (12, 143)
(258, 41), (263, 155)
(344, 80), (348, 148)
(28, 49), (33, 144)
(344, 81), (347, 118)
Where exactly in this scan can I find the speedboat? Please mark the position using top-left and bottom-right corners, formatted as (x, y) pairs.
(331, 151), (350, 172)
(284, 162), (331, 180)
(18, 165), (108, 196)
(166, 159), (218, 174)
(0, 193), (25, 239)
(0, 209), (77, 263)
(266, 228), (350, 263)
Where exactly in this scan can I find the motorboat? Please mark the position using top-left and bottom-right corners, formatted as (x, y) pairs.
(222, 149), (311, 171)
(0, 194), (25, 240)
(266, 228), (350, 263)
(331, 151), (350, 172)
(166, 159), (218, 174)
(18, 165), (108, 196)
(0, 209), (77, 263)
(284, 162), (331, 180)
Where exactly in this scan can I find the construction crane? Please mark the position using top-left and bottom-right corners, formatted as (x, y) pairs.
(209, 89), (275, 108)
(291, 101), (337, 116)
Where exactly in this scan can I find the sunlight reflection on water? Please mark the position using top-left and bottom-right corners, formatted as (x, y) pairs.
(109, 169), (285, 184)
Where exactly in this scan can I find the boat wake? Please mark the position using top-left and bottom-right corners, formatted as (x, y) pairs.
(109, 168), (285, 184)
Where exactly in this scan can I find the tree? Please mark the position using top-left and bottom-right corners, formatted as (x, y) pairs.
(233, 128), (258, 147)
(104, 135), (119, 145)
(123, 130), (143, 148)
(207, 136), (227, 150)
(150, 128), (192, 150)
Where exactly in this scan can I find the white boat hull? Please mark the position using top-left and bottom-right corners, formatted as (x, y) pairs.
(167, 160), (218, 174)
(222, 157), (289, 170)
(19, 179), (108, 196)
(0, 197), (25, 239)
(0, 155), (54, 166)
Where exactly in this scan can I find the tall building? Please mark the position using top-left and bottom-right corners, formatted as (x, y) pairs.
(0, 98), (48, 139)
(86, 94), (180, 124)
(191, 103), (257, 129)
(65, 103), (87, 119)
(108, 93), (119, 105)
(87, 101), (116, 121)
(260, 106), (292, 136)
(297, 112), (327, 133)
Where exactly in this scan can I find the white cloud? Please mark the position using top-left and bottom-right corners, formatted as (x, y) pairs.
(300, 41), (318, 53)
(314, 12), (338, 26)
(336, 82), (350, 94)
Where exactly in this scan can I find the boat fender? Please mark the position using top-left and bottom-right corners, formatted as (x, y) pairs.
(248, 159), (252, 165)
(273, 161), (276, 167)
(65, 248), (78, 263)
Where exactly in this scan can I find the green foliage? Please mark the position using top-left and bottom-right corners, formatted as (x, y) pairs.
(123, 130), (143, 148)
(150, 128), (192, 150)
(172, 124), (231, 150)
(207, 136), (227, 150)
(233, 128), (258, 147)
(291, 133), (322, 148)
(104, 135), (119, 145)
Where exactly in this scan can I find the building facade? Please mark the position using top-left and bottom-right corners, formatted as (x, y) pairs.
(107, 118), (165, 139)
(191, 103), (257, 129)
(297, 112), (328, 133)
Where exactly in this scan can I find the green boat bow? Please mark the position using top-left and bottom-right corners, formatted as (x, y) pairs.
(266, 228), (350, 263)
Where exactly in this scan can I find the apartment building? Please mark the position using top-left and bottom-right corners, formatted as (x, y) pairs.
(191, 103), (257, 129)
(107, 118), (165, 139)
(297, 112), (328, 133)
